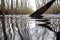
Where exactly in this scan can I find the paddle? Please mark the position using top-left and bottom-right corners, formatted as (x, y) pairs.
(29, 0), (55, 19)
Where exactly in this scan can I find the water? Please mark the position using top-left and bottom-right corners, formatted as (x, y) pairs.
(0, 14), (59, 40)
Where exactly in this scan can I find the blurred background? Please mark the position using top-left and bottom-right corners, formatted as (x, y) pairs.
(0, 0), (60, 40)
(0, 0), (60, 14)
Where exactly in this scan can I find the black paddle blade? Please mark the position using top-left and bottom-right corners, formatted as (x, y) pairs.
(29, 0), (55, 18)
(30, 16), (43, 19)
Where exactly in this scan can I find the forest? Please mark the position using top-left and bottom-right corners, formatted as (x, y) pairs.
(0, 0), (60, 40)
(0, 0), (60, 14)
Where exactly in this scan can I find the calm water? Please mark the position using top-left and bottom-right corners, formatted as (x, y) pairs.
(0, 14), (60, 40)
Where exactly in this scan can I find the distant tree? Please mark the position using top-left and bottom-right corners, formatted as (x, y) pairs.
(1, 0), (7, 40)
(16, 0), (18, 13)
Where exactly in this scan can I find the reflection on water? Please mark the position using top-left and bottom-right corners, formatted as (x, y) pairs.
(0, 15), (59, 40)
